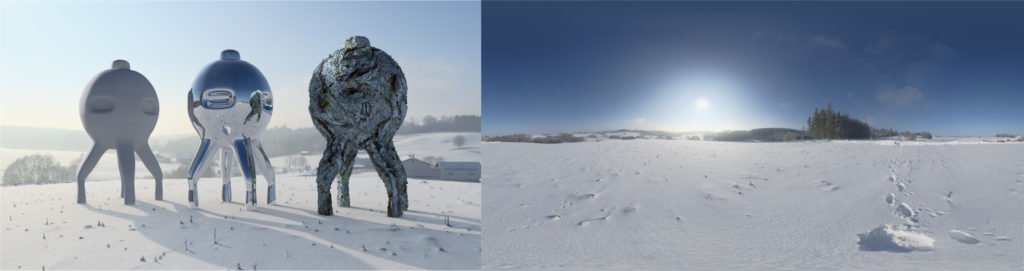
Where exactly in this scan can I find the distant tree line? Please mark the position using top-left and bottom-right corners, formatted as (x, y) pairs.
(483, 133), (585, 144)
(900, 131), (933, 140)
(398, 115), (480, 134)
(872, 127), (899, 138)
(995, 133), (1018, 138)
(807, 104), (872, 139)
(608, 135), (638, 140)
(709, 128), (811, 142)
(155, 114), (481, 160)
(2, 154), (78, 186)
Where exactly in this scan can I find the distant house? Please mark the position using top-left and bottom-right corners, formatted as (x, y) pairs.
(436, 162), (481, 182)
(353, 153), (373, 169)
(403, 157), (438, 178)
(400, 157), (481, 182)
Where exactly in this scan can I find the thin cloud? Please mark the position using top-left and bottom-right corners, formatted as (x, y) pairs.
(877, 85), (924, 107)
(809, 35), (845, 50)
(927, 43), (954, 56)
(864, 39), (894, 55)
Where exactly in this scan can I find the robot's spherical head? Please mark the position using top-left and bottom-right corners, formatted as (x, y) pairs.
(189, 50), (273, 139)
(80, 60), (159, 143)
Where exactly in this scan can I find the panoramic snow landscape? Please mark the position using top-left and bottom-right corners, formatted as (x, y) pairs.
(483, 138), (1023, 270)
(0, 132), (480, 270)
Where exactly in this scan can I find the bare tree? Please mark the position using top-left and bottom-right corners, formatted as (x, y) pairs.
(452, 135), (466, 148)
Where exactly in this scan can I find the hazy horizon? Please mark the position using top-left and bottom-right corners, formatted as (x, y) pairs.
(480, 127), (1016, 138)
(483, 2), (1024, 136)
(0, 1), (480, 136)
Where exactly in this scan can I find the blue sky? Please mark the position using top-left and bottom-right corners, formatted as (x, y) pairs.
(482, 2), (1024, 136)
(0, 1), (480, 136)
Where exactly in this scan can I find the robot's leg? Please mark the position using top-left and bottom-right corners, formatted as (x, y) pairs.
(315, 142), (344, 215)
(253, 141), (276, 205)
(136, 142), (163, 201)
(221, 148), (234, 202)
(116, 143), (136, 205)
(336, 142), (358, 208)
(187, 139), (215, 208)
(365, 140), (405, 218)
(233, 138), (258, 208)
(76, 144), (107, 204)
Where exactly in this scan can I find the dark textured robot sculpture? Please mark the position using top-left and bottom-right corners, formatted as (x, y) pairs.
(308, 36), (408, 217)
(78, 60), (162, 205)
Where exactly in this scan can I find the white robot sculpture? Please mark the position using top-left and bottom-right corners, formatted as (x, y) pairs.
(186, 49), (275, 208)
(77, 60), (163, 205)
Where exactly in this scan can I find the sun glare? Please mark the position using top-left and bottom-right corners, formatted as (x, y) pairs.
(696, 98), (711, 110)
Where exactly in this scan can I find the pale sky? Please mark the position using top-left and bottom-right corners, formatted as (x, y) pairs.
(0, 1), (480, 136)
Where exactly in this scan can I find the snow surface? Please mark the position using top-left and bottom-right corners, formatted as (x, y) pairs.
(483, 139), (1024, 270)
(1, 132), (480, 269)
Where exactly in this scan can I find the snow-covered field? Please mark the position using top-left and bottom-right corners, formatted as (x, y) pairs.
(1, 132), (480, 270)
(392, 132), (481, 162)
(483, 139), (1024, 270)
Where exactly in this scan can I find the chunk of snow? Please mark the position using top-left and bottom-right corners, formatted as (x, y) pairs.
(950, 230), (980, 244)
(857, 224), (935, 252)
(896, 202), (915, 218)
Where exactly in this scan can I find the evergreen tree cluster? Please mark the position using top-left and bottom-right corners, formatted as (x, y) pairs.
(807, 104), (871, 139)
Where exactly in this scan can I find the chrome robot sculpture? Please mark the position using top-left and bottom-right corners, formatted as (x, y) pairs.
(187, 49), (275, 208)
(78, 60), (162, 205)
(309, 36), (408, 217)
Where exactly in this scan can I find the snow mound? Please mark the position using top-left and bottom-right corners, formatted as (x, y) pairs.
(857, 224), (935, 252)
(896, 202), (916, 218)
(950, 230), (981, 244)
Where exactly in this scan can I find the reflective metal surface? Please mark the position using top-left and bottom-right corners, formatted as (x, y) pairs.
(187, 50), (275, 208)
(77, 60), (163, 205)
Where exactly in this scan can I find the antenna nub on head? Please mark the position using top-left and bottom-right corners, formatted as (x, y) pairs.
(112, 60), (130, 70)
(345, 36), (370, 49)
(221, 49), (240, 60)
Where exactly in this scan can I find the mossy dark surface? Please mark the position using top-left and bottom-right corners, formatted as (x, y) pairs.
(309, 36), (409, 217)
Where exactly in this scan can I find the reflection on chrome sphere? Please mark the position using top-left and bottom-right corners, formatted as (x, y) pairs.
(186, 49), (275, 209)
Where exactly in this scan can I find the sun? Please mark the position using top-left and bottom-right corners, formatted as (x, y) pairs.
(695, 98), (711, 110)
